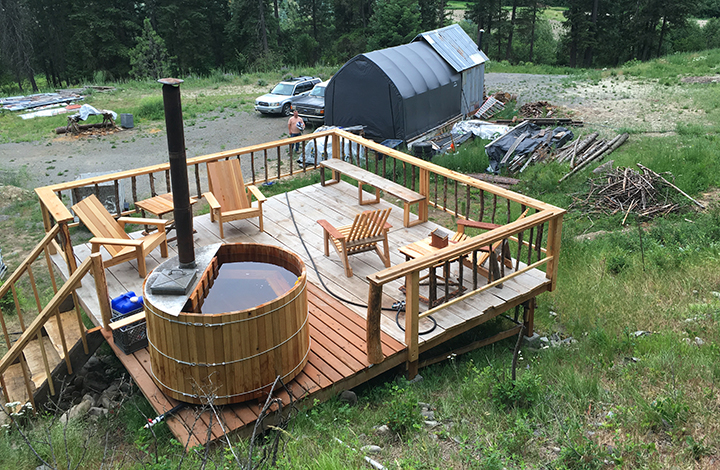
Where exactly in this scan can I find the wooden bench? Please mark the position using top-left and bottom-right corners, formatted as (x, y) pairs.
(320, 159), (426, 227)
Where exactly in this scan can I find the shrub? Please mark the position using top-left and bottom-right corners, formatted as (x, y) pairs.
(492, 372), (542, 410)
(384, 383), (423, 435)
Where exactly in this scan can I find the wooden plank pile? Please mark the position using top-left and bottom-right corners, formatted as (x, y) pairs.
(570, 163), (705, 222)
(502, 128), (573, 173)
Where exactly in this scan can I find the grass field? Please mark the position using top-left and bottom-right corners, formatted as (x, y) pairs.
(2, 51), (720, 468)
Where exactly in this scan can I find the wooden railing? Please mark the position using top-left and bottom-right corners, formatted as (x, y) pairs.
(0, 229), (109, 408)
(33, 128), (564, 377)
(35, 130), (339, 237)
(321, 131), (565, 372)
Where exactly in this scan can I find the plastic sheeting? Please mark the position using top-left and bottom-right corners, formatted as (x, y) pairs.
(485, 121), (574, 173)
(452, 120), (511, 140)
(297, 126), (367, 166)
(71, 104), (117, 122)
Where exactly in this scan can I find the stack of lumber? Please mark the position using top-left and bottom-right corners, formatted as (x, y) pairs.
(557, 133), (629, 182)
(570, 164), (705, 222)
(502, 128), (573, 173)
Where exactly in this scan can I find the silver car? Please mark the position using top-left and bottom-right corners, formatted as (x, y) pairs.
(254, 76), (321, 116)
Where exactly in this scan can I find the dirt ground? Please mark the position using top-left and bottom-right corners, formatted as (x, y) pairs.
(0, 73), (690, 192)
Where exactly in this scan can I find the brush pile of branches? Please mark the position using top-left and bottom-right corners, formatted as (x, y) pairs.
(570, 164), (705, 222)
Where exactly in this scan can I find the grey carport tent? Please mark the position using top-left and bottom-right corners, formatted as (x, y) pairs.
(324, 41), (461, 142)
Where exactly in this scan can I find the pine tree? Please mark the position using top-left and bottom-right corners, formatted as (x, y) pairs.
(367, 0), (422, 50)
(129, 19), (172, 79)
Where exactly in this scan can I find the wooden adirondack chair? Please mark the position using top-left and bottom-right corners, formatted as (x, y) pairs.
(72, 194), (169, 278)
(318, 208), (392, 277)
(204, 159), (266, 239)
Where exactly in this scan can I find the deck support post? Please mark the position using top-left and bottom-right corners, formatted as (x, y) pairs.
(366, 283), (385, 364)
(405, 271), (420, 380)
(523, 298), (535, 336)
(418, 168), (429, 223)
(60, 221), (77, 275)
(91, 253), (112, 330)
(40, 201), (57, 255)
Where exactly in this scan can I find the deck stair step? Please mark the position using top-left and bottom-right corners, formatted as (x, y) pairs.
(44, 309), (83, 359)
(23, 336), (62, 390)
(3, 362), (33, 405)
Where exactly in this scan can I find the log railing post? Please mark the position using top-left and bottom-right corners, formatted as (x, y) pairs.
(91, 253), (112, 330)
(60, 221), (77, 275)
(405, 270), (420, 379)
(545, 213), (563, 291)
(366, 282), (384, 364)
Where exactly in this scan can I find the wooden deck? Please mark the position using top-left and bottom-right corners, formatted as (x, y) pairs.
(51, 180), (551, 446)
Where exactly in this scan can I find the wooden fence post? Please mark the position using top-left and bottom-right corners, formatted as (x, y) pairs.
(418, 168), (429, 223)
(91, 253), (112, 330)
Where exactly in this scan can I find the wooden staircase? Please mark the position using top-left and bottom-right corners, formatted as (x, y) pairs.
(2, 309), (83, 406)
(1, 225), (108, 410)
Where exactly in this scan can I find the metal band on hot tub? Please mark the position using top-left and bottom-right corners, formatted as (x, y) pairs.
(149, 341), (312, 400)
(147, 306), (310, 367)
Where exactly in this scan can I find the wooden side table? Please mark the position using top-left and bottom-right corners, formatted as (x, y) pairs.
(135, 193), (199, 237)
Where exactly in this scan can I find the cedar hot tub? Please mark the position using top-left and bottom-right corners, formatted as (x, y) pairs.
(144, 243), (310, 405)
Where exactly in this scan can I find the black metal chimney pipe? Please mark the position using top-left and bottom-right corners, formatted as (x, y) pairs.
(159, 78), (195, 269)
(477, 29), (485, 51)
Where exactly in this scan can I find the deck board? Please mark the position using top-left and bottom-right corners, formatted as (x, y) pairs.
(49, 180), (551, 447)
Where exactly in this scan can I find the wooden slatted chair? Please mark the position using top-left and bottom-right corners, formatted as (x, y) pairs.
(72, 194), (169, 278)
(453, 209), (529, 280)
(318, 208), (392, 277)
(204, 159), (266, 239)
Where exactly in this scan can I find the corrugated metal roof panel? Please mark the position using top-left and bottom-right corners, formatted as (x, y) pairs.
(413, 24), (488, 73)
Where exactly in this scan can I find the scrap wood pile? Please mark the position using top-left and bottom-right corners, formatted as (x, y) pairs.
(519, 100), (557, 118)
(494, 125), (629, 175)
(570, 163), (705, 222)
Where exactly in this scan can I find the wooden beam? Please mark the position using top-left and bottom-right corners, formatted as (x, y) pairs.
(405, 271), (420, 379)
(418, 325), (522, 369)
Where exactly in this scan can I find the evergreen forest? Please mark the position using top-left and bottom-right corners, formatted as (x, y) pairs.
(2, 0), (720, 93)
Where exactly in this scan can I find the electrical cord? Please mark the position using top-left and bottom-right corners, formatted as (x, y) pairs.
(285, 192), (437, 335)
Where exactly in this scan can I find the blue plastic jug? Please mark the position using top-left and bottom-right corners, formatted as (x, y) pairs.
(111, 291), (144, 314)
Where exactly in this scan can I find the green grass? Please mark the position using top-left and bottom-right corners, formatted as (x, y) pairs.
(620, 48), (720, 78)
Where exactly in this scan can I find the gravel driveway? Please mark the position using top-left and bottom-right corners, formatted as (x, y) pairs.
(0, 72), (676, 193)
